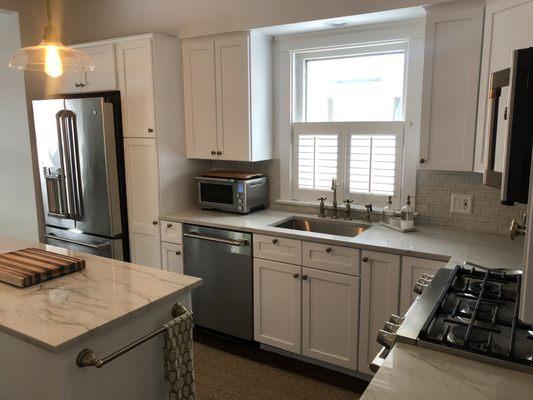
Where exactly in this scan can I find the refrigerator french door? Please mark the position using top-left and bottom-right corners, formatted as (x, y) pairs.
(33, 94), (129, 260)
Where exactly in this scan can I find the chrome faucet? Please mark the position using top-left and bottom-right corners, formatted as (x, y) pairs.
(331, 178), (339, 219)
(343, 199), (353, 220)
(363, 204), (373, 223)
(317, 196), (327, 218)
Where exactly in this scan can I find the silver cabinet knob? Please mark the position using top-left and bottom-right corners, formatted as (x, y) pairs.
(377, 330), (396, 349)
(152, 220), (158, 225)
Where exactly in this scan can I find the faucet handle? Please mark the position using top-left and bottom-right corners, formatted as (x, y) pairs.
(317, 196), (327, 201)
(343, 199), (353, 205)
(365, 203), (373, 212)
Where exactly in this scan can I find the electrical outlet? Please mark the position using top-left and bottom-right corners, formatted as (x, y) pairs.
(450, 194), (473, 215)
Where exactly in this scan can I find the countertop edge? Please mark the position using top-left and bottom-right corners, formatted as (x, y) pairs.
(0, 278), (202, 353)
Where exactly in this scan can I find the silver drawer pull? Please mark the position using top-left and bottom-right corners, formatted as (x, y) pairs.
(183, 232), (248, 247)
(45, 234), (108, 249)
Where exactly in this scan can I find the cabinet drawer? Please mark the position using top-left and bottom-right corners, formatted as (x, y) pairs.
(302, 242), (360, 276)
(253, 234), (302, 265)
(160, 221), (182, 244)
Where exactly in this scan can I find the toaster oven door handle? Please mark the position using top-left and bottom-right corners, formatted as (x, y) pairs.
(183, 232), (249, 247)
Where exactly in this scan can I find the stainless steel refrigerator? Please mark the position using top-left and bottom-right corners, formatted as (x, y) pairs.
(33, 92), (129, 260)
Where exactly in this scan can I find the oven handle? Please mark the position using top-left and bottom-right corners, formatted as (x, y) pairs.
(183, 232), (248, 247)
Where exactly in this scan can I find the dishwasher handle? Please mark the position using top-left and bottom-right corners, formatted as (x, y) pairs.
(183, 232), (249, 247)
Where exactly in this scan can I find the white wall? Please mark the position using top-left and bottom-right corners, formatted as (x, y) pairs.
(0, 10), (39, 241)
(59, 0), (445, 43)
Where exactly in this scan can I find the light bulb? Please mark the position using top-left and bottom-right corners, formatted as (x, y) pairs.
(44, 45), (63, 78)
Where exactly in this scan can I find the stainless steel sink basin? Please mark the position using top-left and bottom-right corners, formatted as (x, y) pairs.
(272, 217), (370, 238)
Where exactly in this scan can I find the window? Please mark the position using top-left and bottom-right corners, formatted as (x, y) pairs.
(291, 42), (407, 207)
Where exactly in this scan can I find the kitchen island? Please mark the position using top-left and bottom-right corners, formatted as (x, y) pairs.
(0, 235), (202, 400)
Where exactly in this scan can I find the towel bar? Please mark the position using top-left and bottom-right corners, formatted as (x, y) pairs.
(76, 303), (189, 368)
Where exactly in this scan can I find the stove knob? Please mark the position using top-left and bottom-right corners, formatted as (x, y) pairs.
(414, 281), (429, 295)
(389, 314), (404, 325)
(377, 329), (396, 349)
(384, 321), (400, 333)
(421, 273), (435, 281)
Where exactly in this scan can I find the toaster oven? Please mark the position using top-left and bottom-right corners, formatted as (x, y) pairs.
(196, 176), (268, 214)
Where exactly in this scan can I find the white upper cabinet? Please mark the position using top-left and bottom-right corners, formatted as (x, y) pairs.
(182, 32), (273, 161)
(474, 0), (533, 172)
(116, 38), (156, 138)
(419, 1), (484, 171)
(182, 39), (218, 158)
(49, 42), (117, 95)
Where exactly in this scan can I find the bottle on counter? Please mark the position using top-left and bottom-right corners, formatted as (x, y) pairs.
(382, 195), (395, 224)
(400, 195), (414, 230)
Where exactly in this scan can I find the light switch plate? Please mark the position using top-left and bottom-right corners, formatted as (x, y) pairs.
(450, 194), (473, 214)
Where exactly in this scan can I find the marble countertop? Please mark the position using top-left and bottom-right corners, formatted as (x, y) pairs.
(0, 235), (202, 352)
(360, 342), (533, 400)
(161, 209), (524, 268)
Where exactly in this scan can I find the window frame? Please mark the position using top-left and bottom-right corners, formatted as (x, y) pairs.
(293, 41), (409, 123)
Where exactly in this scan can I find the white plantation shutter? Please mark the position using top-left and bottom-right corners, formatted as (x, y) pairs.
(298, 134), (338, 190)
(347, 122), (404, 206)
(349, 135), (396, 195)
(292, 122), (403, 205)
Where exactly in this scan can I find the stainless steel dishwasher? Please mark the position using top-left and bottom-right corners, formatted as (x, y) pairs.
(183, 224), (253, 340)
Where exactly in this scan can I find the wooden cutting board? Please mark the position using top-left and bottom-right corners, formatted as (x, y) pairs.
(0, 248), (86, 288)
(202, 170), (263, 180)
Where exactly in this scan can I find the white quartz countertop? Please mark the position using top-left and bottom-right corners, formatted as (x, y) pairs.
(360, 342), (533, 400)
(161, 209), (524, 268)
(0, 235), (202, 352)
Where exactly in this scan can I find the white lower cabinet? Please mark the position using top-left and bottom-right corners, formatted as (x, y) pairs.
(124, 138), (161, 268)
(301, 267), (359, 370)
(253, 256), (359, 370)
(161, 242), (183, 274)
(400, 257), (447, 314)
(358, 250), (400, 375)
(253, 258), (302, 353)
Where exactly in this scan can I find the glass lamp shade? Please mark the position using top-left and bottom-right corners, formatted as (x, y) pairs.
(9, 40), (95, 78)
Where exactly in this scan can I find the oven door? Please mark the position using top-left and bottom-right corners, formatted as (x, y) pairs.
(197, 178), (238, 211)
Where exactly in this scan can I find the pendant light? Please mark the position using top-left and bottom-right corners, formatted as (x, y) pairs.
(9, 0), (94, 78)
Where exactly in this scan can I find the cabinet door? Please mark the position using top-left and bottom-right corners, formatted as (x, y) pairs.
(253, 258), (301, 353)
(302, 267), (359, 370)
(116, 38), (156, 138)
(358, 251), (400, 375)
(419, 4), (484, 171)
(400, 257), (447, 314)
(214, 35), (251, 161)
(182, 39), (218, 159)
(124, 138), (161, 268)
(474, 0), (533, 172)
(82, 43), (117, 92)
(302, 242), (360, 276)
(160, 220), (182, 244)
(161, 242), (183, 274)
(50, 70), (84, 95)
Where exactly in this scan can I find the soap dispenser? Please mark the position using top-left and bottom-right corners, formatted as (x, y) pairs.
(383, 196), (395, 224)
(400, 195), (414, 230)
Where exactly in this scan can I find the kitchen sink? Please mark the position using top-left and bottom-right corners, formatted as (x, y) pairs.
(272, 217), (370, 238)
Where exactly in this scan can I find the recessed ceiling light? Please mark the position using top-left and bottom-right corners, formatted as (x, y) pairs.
(325, 20), (350, 28)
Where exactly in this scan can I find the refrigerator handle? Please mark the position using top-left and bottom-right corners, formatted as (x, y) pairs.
(64, 110), (84, 220)
(56, 110), (83, 220)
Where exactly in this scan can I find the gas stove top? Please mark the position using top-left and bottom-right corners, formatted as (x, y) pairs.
(390, 263), (533, 373)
